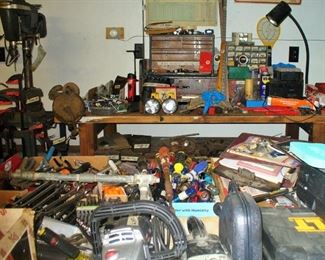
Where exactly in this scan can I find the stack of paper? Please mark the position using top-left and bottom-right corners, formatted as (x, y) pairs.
(216, 133), (300, 187)
(290, 141), (325, 169)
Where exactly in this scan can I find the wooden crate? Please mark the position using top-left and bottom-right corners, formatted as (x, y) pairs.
(150, 35), (215, 74)
(0, 190), (28, 207)
(0, 208), (36, 260)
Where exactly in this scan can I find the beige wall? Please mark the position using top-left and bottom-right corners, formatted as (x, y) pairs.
(1, 0), (324, 142)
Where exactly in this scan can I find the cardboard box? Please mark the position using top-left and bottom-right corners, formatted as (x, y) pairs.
(174, 202), (219, 236)
(0, 153), (23, 189)
(0, 190), (28, 207)
(0, 208), (36, 259)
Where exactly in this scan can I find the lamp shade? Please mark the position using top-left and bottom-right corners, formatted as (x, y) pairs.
(266, 1), (292, 27)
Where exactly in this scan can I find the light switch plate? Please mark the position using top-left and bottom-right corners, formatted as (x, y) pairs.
(289, 46), (299, 63)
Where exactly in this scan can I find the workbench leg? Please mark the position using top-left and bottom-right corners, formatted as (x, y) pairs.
(103, 124), (117, 138)
(285, 124), (299, 140)
(79, 123), (96, 155)
(310, 123), (325, 143)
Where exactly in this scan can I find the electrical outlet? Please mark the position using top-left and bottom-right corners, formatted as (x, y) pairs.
(106, 27), (124, 40)
(134, 43), (144, 59)
(289, 46), (299, 62)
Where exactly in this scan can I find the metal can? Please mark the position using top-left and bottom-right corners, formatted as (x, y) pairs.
(127, 73), (136, 102)
(259, 68), (270, 100)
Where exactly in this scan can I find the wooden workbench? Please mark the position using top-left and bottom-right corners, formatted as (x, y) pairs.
(78, 113), (325, 155)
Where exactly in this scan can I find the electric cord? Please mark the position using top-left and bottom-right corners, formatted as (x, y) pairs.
(119, 35), (143, 42)
(151, 216), (167, 252)
(0, 82), (9, 88)
(263, 102), (318, 135)
(262, 91), (320, 123)
(159, 219), (171, 247)
(4, 39), (20, 67)
(151, 216), (172, 253)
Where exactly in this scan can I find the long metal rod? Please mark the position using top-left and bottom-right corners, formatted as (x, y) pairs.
(12, 171), (160, 184)
(22, 37), (34, 89)
(142, 0), (145, 59)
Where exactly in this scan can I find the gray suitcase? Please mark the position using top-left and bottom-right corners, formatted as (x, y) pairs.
(262, 207), (325, 260)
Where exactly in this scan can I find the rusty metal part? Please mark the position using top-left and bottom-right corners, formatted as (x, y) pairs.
(63, 82), (80, 96)
(48, 84), (63, 100)
(52, 92), (85, 123)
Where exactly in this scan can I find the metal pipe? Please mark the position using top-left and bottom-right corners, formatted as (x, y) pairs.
(12, 171), (160, 185)
(22, 37), (34, 89)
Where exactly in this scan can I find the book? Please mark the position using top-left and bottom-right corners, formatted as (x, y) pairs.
(220, 133), (300, 168)
(218, 176), (268, 198)
(214, 162), (282, 191)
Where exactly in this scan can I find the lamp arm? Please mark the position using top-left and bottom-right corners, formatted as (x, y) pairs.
(288, 14), (309, 85)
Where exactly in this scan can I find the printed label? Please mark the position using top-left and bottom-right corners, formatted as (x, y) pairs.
(173, 202), (215, 217)
(53, 137), (66, 145)
(26, 96), (40, 104)
(134, 144), (150, 149)
(121, 155), (139, 162)
(108, 154), (120, 161)
(288, 217), (325, 232)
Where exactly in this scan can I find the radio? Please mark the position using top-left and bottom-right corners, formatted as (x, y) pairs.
(269, 68), (304, 98)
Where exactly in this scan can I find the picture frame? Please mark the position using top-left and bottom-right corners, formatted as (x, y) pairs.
(235, 0), (301, 4)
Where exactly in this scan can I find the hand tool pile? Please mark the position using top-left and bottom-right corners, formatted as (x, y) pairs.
(6, 144), (221, 259)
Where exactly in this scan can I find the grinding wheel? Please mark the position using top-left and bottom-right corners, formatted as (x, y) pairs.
(48, 84), (63, 100)
(53, 92), (85, 123)
(63, 82), (80, 96)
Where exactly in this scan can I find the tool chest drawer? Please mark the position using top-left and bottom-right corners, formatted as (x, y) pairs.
(150, 35), (215, 75)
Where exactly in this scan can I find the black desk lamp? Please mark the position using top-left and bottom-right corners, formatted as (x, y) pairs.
(266, 1), (309, 84)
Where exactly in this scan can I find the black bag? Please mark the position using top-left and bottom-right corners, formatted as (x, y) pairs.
(262, 207), (325, 260)
(214, 180), (262, 260)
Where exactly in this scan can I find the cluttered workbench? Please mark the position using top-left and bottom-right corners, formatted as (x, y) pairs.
(78, 112), (325, 155)
(1, 0), (325, 258)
